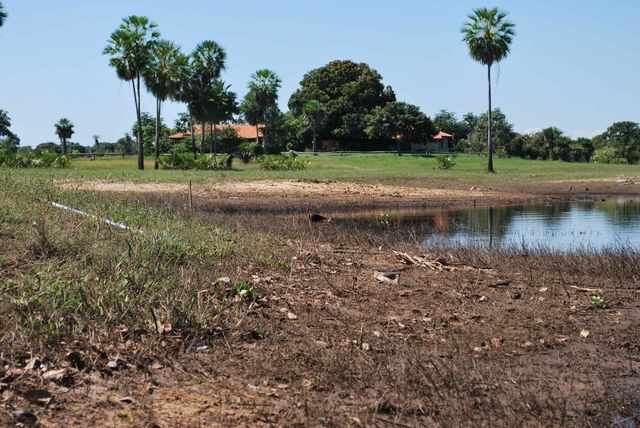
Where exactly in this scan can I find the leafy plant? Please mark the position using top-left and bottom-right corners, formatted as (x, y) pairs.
(435, 154), (456, 170)
(258, 153), (307, 171)
(591, 293), (604, 309)
(159, 152), (233, 170)
(232, 282), (256, 302)
(377, 213), (390, 226)
(0, 150), (70, 168)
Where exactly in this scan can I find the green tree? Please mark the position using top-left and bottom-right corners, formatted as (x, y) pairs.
(596, 121), (640, 163)
(246, 69), (281, 148)
(365, 102), (435, 155)
(471, 108), (515, 155)
(462, 7), (515, 172)
(288, 60), (395, 146)
(144, 40), (189, 169)
(190, 41), (227, 154)
(302, 99), (325, 154)
(131, 112), (169, 155)
(202, 80), (238, 154)
(104, 16), (160, 170)
(0, 2), (7, 28)
(54, 118), (74, 155)
(240, 91), (262, 144)
(0, 110), (19, 147)
(174, 112), (192, 133)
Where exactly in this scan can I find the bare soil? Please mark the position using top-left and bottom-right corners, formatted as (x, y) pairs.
(3, 179), (640, 427)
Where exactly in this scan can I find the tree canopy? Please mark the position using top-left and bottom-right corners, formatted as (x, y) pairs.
(0, 2), (7, 28)
(366, 102), (434, 154)
(54, 118), (75, 155)
(288, 60), (395, 144)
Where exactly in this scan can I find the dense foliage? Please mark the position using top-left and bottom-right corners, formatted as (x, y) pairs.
(0, 150), (71, 168)
(159, 152), (233, 170)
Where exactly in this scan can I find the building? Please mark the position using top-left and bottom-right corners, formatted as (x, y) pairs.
(168, 123), (262, 143)
(410, 131), (453, 153)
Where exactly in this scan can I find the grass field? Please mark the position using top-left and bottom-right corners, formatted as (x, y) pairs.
(2, 160), (640, 425)
(16, 153), (640, 183)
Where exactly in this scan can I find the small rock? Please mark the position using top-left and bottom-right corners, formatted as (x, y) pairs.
(511, 292), (522, 300)
(478, 295), (488, 303)
(314, 340), (329, 349)
(523, 341), (534, 348)
(373, 330), (381, 337)
(287, 312), (298, 320)
(361, 343), (370, 351)
(473, 347), (484, 353)
(106, 360), (119, 369)
(539, 287), (548, 293)
(374, 271), (399, 286)
(490, 337), (502, 348)
(580, 329), (590, 338)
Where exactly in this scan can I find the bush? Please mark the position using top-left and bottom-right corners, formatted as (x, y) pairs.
(592, 147), (627, 164)
(435, 154), (456, 170)
(0, 150), (71, 168)
(236, 142), (264, 163)
(258, 153), (307, 171)
(159, 152), (233, 170)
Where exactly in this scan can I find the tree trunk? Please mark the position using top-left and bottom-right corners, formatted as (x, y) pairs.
(397, 139), (402, 156)
(154, 97), (161, 170)
(189, 110), (196, 155)
(255, 124), (259, 145)
(62, 138), (67, 155)
(213, 123), (217, 155)
(200, 121), (206, 154)
(312, 127), (318, 155)
(134, 75), (144, 170)
(487, 64), (494, 173)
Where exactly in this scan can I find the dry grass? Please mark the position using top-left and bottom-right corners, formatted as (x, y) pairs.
(1, 173), (640, 426)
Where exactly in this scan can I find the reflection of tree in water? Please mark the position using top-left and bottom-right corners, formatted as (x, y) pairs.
(592, 200), (640, 226)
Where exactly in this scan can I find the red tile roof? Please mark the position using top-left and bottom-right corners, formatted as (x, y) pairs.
(433, 131), (453, 140)
(168, 123), (263, 140)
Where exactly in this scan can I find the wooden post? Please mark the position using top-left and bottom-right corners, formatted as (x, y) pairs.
(189, 180), (193, 212)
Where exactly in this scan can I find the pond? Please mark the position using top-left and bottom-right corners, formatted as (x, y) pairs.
(330, 198), (640, 252)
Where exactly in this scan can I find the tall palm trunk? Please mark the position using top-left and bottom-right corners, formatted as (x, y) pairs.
(189, 110), (196, 155)
(312, 127), (318, 155)
(154, 97), (161, 170)
(255, 124), (259, 145)
(62, 138), (67, 155)
(134, 75), (144, 170)
(213, 123), (217, 155)
(200, 122), (206, 154)
(487, 64), (494, 173)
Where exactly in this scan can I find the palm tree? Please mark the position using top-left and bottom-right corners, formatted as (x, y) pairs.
(190, 41), (226, 153)
(302, 99), (325, 155)
(144, 40), (189, 169)
(240, 91), (262, 145)
(103, 16), (160, 170)
(462, 7), (515, 173)
(247, 69), (281, 148)
(0, 2), (7, 28)
(55, 118), (74, 155)
(203, 80), (238, 154)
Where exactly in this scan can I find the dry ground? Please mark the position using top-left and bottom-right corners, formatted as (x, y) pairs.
(2, 177), (640, 427)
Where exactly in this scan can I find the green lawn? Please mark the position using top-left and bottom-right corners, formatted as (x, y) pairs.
(10, 153), (640, 184)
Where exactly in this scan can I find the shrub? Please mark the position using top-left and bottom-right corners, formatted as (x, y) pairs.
(236, 142), (264, 163)
(435, 154), (456, 170)
(159, 152), (233, 170)
(0, 150), (70, 168)
(258, 153), (307, 171)
(592, 147), (627, 164)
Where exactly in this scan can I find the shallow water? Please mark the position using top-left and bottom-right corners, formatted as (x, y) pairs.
(331, 198), (640, 251)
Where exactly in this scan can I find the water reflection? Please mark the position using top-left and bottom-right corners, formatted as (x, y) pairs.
(331, 198), (640, 251)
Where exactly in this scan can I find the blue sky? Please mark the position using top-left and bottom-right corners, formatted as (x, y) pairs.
(1, 0), (639, 146)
